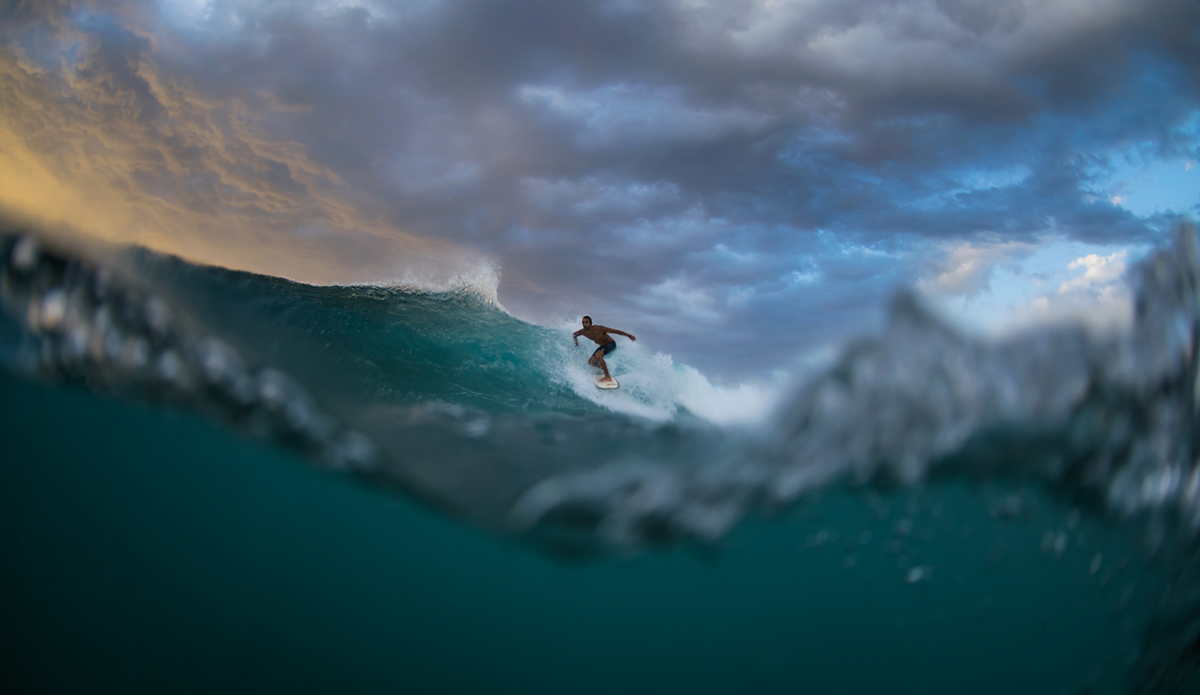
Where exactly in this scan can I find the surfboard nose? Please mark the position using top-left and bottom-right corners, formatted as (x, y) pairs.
(594, 375), (619, 390)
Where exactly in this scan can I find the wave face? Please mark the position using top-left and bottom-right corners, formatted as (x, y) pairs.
(3, 222), (1200, 692)
(7, 226), (1200, 545)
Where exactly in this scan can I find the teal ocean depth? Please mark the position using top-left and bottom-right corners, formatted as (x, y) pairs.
(0, 372), (1148, 694)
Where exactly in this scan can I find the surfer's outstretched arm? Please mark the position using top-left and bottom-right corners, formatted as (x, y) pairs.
(597, 326), (636, 341)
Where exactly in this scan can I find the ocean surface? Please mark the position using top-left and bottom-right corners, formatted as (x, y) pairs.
(3, 222), (1200, 694)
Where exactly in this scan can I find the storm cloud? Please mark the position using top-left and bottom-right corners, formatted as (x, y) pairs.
(1, 0), (1197, 376)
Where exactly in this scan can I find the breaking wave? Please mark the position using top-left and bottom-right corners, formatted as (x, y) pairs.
(5, 220), (1200, 691)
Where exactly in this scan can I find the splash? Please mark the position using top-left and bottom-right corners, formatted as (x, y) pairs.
(516, 224), (1200, 552)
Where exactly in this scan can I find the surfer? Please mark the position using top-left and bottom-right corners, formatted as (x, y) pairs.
(573, 316), (635, 385)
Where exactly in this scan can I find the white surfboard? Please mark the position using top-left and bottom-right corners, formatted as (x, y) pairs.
(594, 374), (619, 390)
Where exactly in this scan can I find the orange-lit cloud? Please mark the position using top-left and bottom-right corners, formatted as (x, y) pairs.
(0, 37), (492, 292)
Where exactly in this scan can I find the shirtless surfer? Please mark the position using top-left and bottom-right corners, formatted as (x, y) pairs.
(573, 316), (636, 384)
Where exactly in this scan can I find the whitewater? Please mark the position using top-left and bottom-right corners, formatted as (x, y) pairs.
(3, 220), (1200, 693)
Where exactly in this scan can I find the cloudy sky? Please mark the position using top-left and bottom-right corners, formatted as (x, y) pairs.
(1, 0), (1197, 379)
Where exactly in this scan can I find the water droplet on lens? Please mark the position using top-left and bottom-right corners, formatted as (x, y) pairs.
(906, 565), (932, 583)
(38, 290), (67, 331)
(10, 236), (38, 271)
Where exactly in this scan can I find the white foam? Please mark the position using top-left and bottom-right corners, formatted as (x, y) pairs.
(669, 361), (785, 426)
(541, 327), (785, 426)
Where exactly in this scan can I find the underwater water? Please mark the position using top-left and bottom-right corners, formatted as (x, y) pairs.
(2, 223), (1200, 693)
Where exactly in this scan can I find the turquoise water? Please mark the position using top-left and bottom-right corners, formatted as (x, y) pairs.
(0, 374), (1146, 694)
(3, 226), (1200, 692)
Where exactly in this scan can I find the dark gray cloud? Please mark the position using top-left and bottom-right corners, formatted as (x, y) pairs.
(1, 0), (1197, 377)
